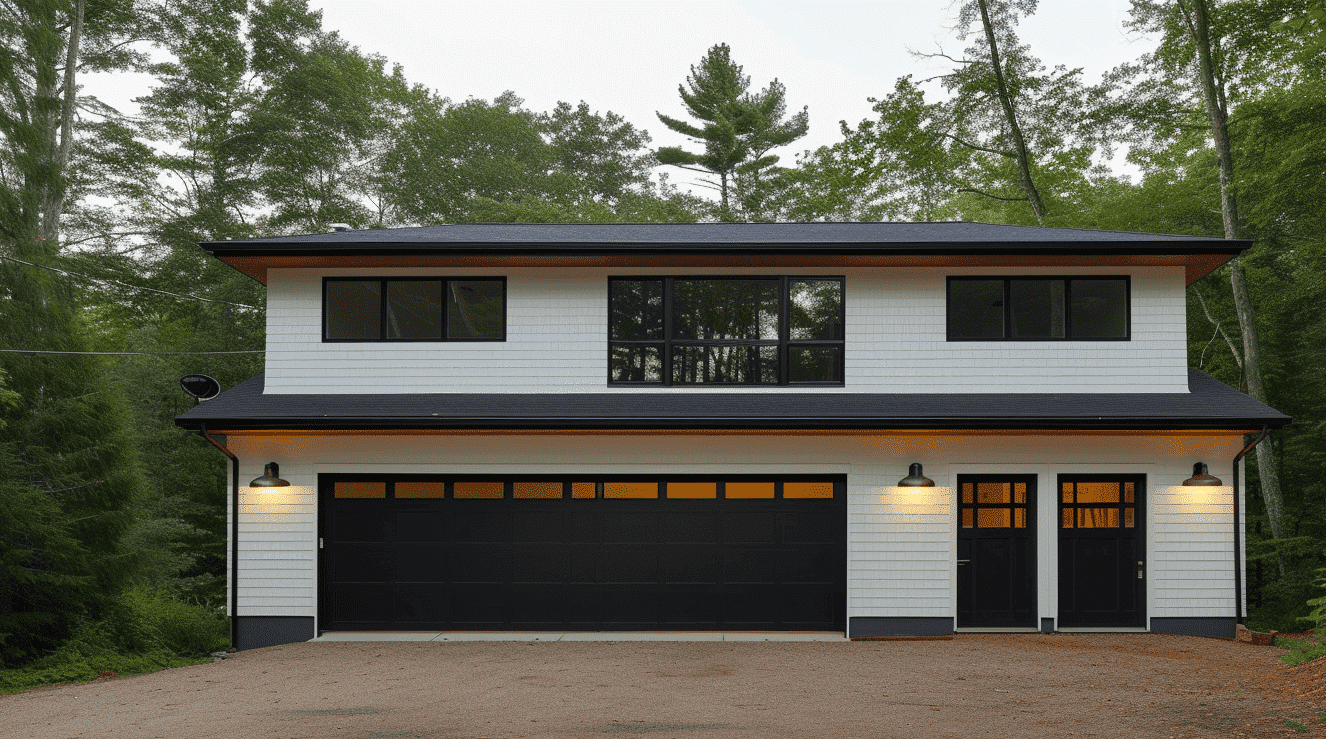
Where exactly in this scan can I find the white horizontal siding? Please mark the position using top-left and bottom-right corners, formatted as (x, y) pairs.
(262, 265), (1189, 394)
(223, 433), (1242, 626)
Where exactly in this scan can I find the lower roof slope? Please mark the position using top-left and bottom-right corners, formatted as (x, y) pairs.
(175, 370), (1288, 432)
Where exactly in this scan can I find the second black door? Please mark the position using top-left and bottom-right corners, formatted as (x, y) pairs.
(957, 475), (1037, 627)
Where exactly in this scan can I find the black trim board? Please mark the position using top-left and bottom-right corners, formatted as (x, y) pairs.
(235, 616), (315, 651)
(1150, 617), (1236, 639)
(850, 617), (954, 637)
(175, 369), (1290, 432)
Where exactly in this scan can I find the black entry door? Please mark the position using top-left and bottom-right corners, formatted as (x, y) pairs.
(319, 475), (846, 631)
(956, 475), (1036, 627)
(1058, 475), (1145, 627)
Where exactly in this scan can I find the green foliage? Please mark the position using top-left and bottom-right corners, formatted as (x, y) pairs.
(0, 586), (224, 694)
(655, 43), (808, 221)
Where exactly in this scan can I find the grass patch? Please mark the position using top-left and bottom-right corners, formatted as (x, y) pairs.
(0, 586), (227, 695)
(1275, 634), (1326, 667)
(1283, 719), (1310, 732)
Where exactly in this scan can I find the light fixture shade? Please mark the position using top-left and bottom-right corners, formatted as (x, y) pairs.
(249, 462), (290, 487)
(898, 463), (935, 487)
(1182, 462), (1223, 486)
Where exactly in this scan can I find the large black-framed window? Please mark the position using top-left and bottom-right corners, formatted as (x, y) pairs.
(947, 276), (1130, 341)
(323, 277), (506, 342)
(609, 276), (845, 386)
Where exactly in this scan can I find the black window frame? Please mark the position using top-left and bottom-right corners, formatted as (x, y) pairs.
(322, 276), (507, 342)
(608, 275), (846, 387)
(945, 276), (1131, 341)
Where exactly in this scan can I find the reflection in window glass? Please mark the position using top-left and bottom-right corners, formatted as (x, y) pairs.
(395, 482), (444, 498)
(1015, 509), (1026, 528)
(1124, 482), (1135, 503)
(1062, 482), (1073, 503)
(387, 281), (443, 339)
(1124, 507), (1135, 528)
(784, 482), (834, 499)
(513, 482), (562, 499)
(325, 281), (381, 340)
(962, 509), (974, 528)
(447, 280), (504, 339)
(1071, 279), (1128, 339)
(789, 346), (843, 383)
(1062, 509), (1074, 528)
(1014, 483), (1027, 504)
(334, 481), (386, 498)
(1009, 279), (1066, 339)
(672, 279), (779, 341)
(962, 483), (974, 504)
(666, 482), (716, 499)
(610, 345), (663, 383)
(948, 280), (1004, 339)
(788, 280), (844, 340)
(1078, 507), (1120, 528)
(671, 345), (778, 385)
(610, 279), (663, 340)
(725, 482), (775, 499)
(604, 482), (658, 499)
(454, 482), (503, 499)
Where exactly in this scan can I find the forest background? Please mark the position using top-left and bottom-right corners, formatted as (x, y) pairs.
(0, 0), (1323, 684)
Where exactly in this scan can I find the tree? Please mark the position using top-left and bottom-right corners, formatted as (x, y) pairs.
(655, 43), (808, 221)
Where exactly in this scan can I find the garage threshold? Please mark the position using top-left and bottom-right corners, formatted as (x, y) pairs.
(312, 631), (848, 642)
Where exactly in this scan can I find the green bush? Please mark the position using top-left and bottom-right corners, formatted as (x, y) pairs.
(0, 586), (227, 694)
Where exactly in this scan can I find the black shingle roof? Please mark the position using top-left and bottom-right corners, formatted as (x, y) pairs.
(201, 222), (1247, 256)
(174, 369), (1288, 432)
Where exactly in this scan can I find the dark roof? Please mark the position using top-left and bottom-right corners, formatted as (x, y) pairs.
(201, 222), (1247, 257)
(175, 369), (1288, 432)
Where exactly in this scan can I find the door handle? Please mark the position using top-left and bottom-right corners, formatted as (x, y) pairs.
(957, 559), (971, 565)
(1137, 561), (1145, 580)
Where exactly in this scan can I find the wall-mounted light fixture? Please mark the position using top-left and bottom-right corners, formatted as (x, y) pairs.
(897, 463), (935, 487)
(1181, 462), (1224, 487)
(249, 462), (290, 488)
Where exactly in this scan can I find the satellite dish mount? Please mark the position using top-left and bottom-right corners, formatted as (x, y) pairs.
(180, 374), (221, 404)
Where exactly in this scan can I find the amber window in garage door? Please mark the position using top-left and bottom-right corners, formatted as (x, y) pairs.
(318, 475), (846, 631)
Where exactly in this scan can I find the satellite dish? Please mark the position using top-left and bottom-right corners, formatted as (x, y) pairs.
(180, 374), (221, 402)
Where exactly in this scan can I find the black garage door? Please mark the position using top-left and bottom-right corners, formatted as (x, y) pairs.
(319, 475), (846, 631)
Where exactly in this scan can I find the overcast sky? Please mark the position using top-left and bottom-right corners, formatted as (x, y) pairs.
(89, 1), (1155, 195)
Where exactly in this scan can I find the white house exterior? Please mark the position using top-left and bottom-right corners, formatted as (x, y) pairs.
(175, 222), (1289, 650)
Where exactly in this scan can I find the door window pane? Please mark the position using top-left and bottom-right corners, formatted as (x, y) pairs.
(1061, 509), (1074, 528)
(672, 279), (779, 340)
(1014, 509), (1027, 528)
(948, 280), (1004, 339)
(447, 280), (504, 339)
(514, 482), (563, 499)
(1076, 482), (1120, 503)
(604, 482), (658, 499)
(396, 482), (444, 498)
(725, 482), (774, 499)
(788, 280), (844, 340)
(326, 281), (381, 339)
(1071, 279), (1128, 339)
(789, 346), (843, 383)
(335, 481), (386, 498)
(784, 482), (834, 499)
(962, 483), (974, 504)
(387, 280), (443, 339)
(1014, 483), (1027, 504)
(962, 509), (974, 528)
(454, 482), (504, 499)
(1009, 279), (1066, 339)
(667, 482), (717, 499)
(978, 508), (1012, 528)
(977, 482), (1011, 504)
(570, 482), (596, 499)
(1078, 508), (1120, 528)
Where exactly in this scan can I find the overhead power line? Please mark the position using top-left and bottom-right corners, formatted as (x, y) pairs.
(0, 349), (264, 356)
(0, 254), (260, 309)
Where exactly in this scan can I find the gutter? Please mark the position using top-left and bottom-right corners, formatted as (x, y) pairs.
(197, 423), (240, 650)
(1231, 426), (1270, 625)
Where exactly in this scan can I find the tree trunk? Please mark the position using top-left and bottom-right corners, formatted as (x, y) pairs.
(1184, 0), (1288, 541)
(35, 0), (84, 245)
(977, 0), (1047, 225)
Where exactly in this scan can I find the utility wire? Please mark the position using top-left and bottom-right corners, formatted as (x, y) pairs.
(0, 254), (260, 309)
(0, 349), (264, 356)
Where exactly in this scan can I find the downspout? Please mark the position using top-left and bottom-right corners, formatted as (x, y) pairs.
(198, 423), (240, 649)
(1231, 426), (1270, 626)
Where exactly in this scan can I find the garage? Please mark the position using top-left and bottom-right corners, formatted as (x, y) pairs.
(319, 475), (847, 631)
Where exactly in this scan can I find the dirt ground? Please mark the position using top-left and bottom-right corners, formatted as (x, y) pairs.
(2, 634), (1323, 739)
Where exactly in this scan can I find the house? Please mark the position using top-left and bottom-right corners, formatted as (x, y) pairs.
(174, 222), (1290, 650)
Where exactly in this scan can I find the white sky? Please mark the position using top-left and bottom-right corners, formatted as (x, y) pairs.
(87, 1), (1153, 196)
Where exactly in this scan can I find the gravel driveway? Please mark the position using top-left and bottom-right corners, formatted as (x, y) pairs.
(2, 634), (1321, 738)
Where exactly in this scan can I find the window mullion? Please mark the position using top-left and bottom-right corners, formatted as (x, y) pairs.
(779, 276), (789, 385)
(380, 279), (390, 341)
(1064, 279), (1074, 340)
(1003, 279), (1012, 340)
(663, 277), (674, 387)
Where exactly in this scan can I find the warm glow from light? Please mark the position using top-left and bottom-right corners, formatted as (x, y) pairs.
(240, 485), (307, 514)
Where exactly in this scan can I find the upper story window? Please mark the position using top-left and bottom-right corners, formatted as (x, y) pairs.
(323, 277), (505, 342)
(609, 276), (845, 386)
(947, 276), (1130, 341)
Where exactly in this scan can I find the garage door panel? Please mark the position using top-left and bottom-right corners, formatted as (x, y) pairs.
(321, 476), (845, 631)
(396, 510), (450, 543)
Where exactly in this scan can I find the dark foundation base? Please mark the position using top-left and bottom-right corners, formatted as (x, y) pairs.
(849, 617), (953, 637)
(235, 616), (316, 650)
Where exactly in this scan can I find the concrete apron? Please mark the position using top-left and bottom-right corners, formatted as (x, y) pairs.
(312, 631), (848, 642)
